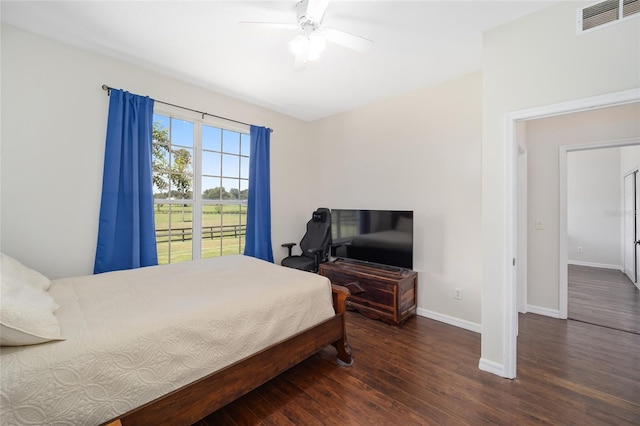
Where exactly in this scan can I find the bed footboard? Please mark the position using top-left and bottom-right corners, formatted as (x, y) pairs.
(331, 284), (353, 366)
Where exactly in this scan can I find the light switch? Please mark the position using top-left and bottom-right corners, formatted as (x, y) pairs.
(535, 219), (544, 230)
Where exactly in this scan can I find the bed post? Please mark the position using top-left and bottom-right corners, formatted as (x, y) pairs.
(331, 284), (354, 366)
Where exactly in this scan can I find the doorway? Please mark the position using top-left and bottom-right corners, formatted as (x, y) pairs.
(503, 89), (640, 379)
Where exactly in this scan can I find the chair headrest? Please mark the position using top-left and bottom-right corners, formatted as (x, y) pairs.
(312, 211), (327, 222)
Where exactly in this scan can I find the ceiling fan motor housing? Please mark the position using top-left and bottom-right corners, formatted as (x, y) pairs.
(296, 0), (324, 33)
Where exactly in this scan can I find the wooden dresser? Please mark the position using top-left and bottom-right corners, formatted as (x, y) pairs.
(319, 259), (417, 326)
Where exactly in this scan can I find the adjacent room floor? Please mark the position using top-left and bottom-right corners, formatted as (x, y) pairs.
(568, 264), (640, 334)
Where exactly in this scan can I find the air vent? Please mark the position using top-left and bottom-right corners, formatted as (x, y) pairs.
(577, 0), (640, 33)
(624, 0), (640, 17)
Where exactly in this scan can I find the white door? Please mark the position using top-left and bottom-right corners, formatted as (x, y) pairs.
(624, 172), (637, 283)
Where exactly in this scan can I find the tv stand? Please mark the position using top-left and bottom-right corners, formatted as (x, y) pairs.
(319, 259), (417, 326)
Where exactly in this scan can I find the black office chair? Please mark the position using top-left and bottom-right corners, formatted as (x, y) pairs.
(281, 208), (331, 273)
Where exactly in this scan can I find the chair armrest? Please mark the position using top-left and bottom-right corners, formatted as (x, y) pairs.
(307, 247), (325, 272)
(281, 242), (296, 257)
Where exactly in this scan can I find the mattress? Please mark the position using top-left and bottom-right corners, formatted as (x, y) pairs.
(0, 255), (335, 425)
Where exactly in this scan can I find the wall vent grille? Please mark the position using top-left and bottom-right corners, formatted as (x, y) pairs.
(577, 0), (640, 33)
(624, 0), (640, 17)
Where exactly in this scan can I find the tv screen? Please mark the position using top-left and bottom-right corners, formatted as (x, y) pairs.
(330, 209), (413, 269)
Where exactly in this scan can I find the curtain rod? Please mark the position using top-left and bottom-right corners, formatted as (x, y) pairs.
(101, 84), (272, 133)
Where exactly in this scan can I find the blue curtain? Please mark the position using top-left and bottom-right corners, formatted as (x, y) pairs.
(94, 89), (158, 274)
(244, 125), (274, 262)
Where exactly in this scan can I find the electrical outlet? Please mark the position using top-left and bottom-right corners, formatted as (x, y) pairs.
(454, 288), (463, 300)
(577, 246), (583, 253)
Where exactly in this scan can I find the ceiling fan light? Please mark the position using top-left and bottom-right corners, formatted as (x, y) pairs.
(288, 35), (308, 55)
(307, 31), (326, 58)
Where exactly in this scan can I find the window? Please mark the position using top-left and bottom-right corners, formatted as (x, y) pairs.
(152, 112), (249, 264)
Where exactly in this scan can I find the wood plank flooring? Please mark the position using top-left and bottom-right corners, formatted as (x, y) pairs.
(198, 311), (640, 425)
(568, 264), (640, 334)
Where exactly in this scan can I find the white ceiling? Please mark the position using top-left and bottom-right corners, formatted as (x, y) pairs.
(1, 1), (558, 121)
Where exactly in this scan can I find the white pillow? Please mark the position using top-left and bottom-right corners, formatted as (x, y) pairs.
(0, 253), (63, 346)
(1, 280), (63, 346)
(1, 252), (51, 292)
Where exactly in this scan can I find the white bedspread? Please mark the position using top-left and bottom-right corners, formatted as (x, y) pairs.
(0, 255), (335, 425)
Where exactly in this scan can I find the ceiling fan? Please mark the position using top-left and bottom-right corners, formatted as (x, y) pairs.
(240, 0), (374, 69)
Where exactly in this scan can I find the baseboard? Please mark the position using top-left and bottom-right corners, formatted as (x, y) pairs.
(416, 308), (481, 333)
(526, 304), (561, 318)
(568, 260), (622, 271)
(478, 358), (508, 378)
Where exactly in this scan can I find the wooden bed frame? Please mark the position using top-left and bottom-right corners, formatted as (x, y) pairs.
(103, 284), (352, 426)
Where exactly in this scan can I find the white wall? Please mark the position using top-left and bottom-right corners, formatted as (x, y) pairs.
(0, 24), (314, 279)
(482, 0), (640, 369)
(567, 148), (622, 269)
(310, 72), (483, 329)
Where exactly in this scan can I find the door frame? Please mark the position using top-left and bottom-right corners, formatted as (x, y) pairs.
(503, 88), (640, 379)
(559, 138), (640, 319)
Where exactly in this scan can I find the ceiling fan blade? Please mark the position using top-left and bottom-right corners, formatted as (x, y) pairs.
(325, 28), (374, 53)
(238, 21), (298, 30)
(305, 0), (329, 22)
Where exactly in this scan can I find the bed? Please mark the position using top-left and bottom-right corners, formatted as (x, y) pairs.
(0, 254), (352, 425)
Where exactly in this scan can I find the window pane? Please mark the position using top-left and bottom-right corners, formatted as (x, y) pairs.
(220, 204), (244, 256)
(240, 133), (250, 156)
(222, 178), (240, 199)
(170, 173), (193, 199)
(202, 151), (221, 177)
(240, 157), (249, 179)
(171, 119), (194, 147)
(153, 173), (170, 198)
(240, 204), (247, 225)
(170, 145), (194, 200)
(223, 130), (240, 154)
(203, 125), (221, 152)
(153, 144), (170, 173)
(171, 148), (194, 175)
(239, 179), (248, 200)
(202, 177), (221, 200)
(201, 205), (222, 259)
(222, 154), (240, 178)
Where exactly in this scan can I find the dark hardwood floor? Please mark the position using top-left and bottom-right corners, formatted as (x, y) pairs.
(568, 264), (640, 334)
(198, 311), (640, 425)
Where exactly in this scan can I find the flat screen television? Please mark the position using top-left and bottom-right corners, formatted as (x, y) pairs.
(330, 209), (413, 269)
